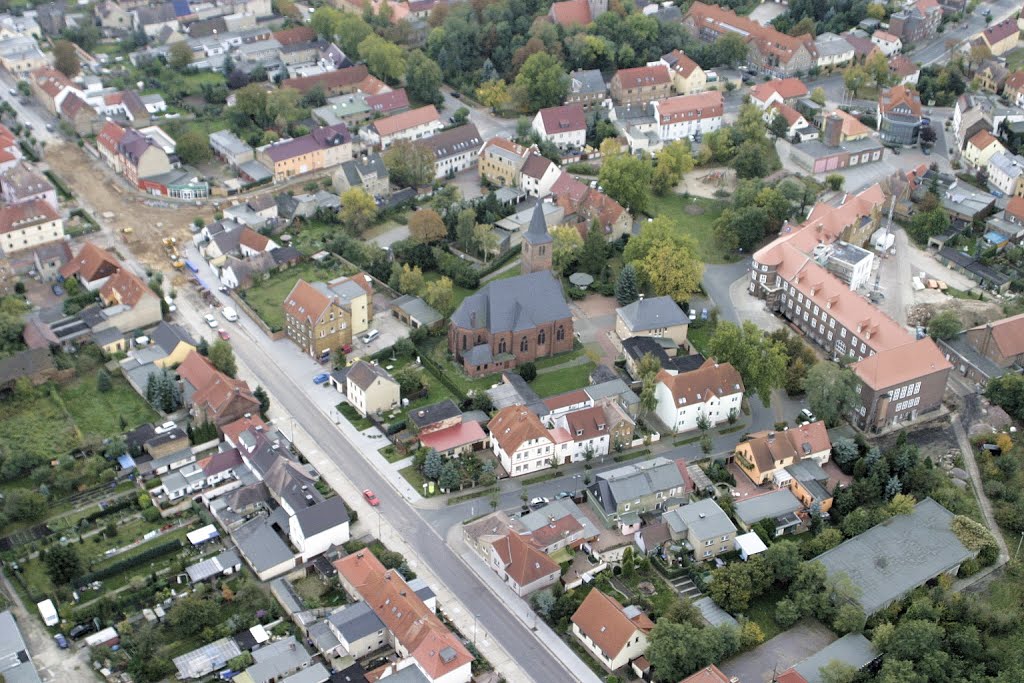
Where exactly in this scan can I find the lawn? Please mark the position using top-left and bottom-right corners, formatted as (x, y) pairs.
(742, 590), (786, 641)
(241, 261), (351, 330)
(57, 375), (158, 440)
(338, 402), (373, 430)
(1009, 48), (1024, 72)
(399, 464), (436, 496)
(293, 220), (347, 256)
(649, 194), (731, 264)
(530, 361), (597, 397)
(686, 319), (717, 356)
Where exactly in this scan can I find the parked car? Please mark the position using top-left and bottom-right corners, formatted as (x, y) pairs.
(529, 497), (550, 509)
(361, 329), (380, 344)
(222, 306), (238, 322)
(700, 308), (709, 320)
(69, 622), (94, 639)
(154, 421), (176, 434)
(688, 309), (697, 321)
(363, 489), (380, 506)
(218, 329), (230, 340)
(555, 491), (571, 500)
(204, 313), (218, 328)
(51, 284), (64, 296)
(799, 408), (816, 423)
(54, 634), (68, 649)
(313, 373), (330, 385)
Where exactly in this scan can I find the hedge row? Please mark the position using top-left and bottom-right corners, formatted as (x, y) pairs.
(83, 496), (139, 524)
(78, 539), (182, 586)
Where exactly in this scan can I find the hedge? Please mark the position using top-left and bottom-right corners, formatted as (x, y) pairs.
(477, 244), (522, 279)
(83, 496), (139, 524)
(417, 350), (468, 401)
(78, 539), (182, 585)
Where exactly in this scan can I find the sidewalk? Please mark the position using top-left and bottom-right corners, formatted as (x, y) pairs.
(444, 525), (604, 683)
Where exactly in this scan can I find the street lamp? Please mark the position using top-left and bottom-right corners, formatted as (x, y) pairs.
(473, 614), (480, 644)
(572, 474), (581, 496)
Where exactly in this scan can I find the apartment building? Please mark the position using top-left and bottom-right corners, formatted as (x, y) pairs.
(532, 104), (587, 150)
(652, 91), (723, 141)
(0, 199), (63, 255)
(360, 105), (442, 149)
(653, 359), (744, 434)
(609, 65), (672, 106)
(415, 124), (482, 179)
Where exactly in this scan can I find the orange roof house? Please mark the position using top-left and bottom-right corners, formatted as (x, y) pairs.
(489, 532), (560, 596)
(59, 241), (122, 286)
(571, 589), (654, 671)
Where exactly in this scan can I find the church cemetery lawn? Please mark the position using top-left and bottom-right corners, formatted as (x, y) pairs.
(649, 195), (731, 264)
(529, 361), (597, 397)
(241, 261), (348, 330)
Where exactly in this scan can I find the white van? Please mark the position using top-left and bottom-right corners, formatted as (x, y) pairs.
(222, 306), (238, 322)
(38, 599), (58, 626)
(361, 329), (380, 344)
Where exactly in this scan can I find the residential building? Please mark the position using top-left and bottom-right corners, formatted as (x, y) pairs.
(750, 79), (809, 110)
(391, 294), (442, 331)
(176, 351), (261, 428)
(344, 360), (400, 417)
(871, 30), (902, 56)
(733, 489), (804, 536)
(478, 137), (529, 187)
(987, 150), (1024, 197)
(0, 36), (47, 76)
(0, 199), (63, 256)
(766, 102), (816, 141)
(938, 312), (1024, 382)
(520, 201), (553, 274)
(683, 2), (817, 77)
(548, 0), (606, 26)
(133, 3), (179, 37)
(979, 17), (1020, 56)
(0, 162), (57, 210)
(28, 66), (80, 114)
(679, 666), (731, 683)
(851, 337), (952, 431)
(889, 54), (921, 85)
(653, 359), (744, 434)
(0, 610), (44, 682)
(415, 124), (482, 179)
(566, 68), (608, 108)
(615, 295), (688, 345)
(733, 421), (831, 485)
(977, 60), (1010, 94)
(488, 405), (572, 475)
(283, 275), (371, 361)
(96, 120), (126, 173)
(776, 634), (878, 683)
(662, 498), (737, 560)
(282, 65), (371, 97)
(877, 85), (922, 145)
(333, 153), (390, 199)
(652, 91), (723, 141)
(257, 123), (353, 183)
(814, 498), (975, 614)
(550, 173), (632, 239)
(1004, 70), (1024, 107)
(448, 270), (573, 377)
(951, 93), (1024, 151)
(963, 129), (1006, 169)
(888, 0), (942, 43)
(488, 532), (560, 596)
(335, 550), (473, 683)
(587, 457), (690, 531)
(609, 65), (672, 106)
(532, 104), (586, 150)
(59, 241), (121, 290)
(814, 32), (855, 68)
(209, 129), (255, 168)
(545, 404), (612, 460)
(118, 127), (172, 188)
(571, 590), (653, 672)
(659, 50), (706, 94)
(360, 105), (442, 149)
(59, 93), (97, 135)
(149, 321), (197, 368)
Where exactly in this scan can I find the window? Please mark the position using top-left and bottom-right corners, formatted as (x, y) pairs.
(498, 339), (507, 354)
(556, 326), (565, 341)
(520, 336), (528, 352)
(538, 329), (546, 345)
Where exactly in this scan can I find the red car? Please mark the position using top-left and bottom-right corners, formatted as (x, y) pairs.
(363, 489), (380, 506)
(218, 329), (230, 340)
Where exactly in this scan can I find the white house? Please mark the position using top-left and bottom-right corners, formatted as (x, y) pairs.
(288, 497), (350, 561)
(488, 406), (573, 476)
(814, 32), (856, 68)
(571, 589), (654, 672)
(654, 359), (744, 434)
(871, 30), (903, 56)
(765, 102), (818, 141)
(548, 405), (611, 460)
(987, 150), (1024, 197)
(359, 105), (443, 149)
(652, 91), (724, 142)
(531, 104), (587, 150)
(518, 153), (562, 197)
(487, 532), (561, 597)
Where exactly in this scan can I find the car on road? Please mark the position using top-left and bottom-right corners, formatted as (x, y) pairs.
(700, 308), (709, 320)
(340, 343), (352, 354)
(313, 373), (330, 385)
(218, 328), (230, 340)
(555, 491), (571, 500)
(529, 496), (550, 509)
(363, 489), (380, 506)
(164, 296), (176, 312)
(361, 329), (380, 344)
(222, 306), (238, 322)
(204, 313), (218, 328)
(51, 284), (64, 296)
(451, 91), (461, 98)
(799, 408), (816, 423)
(7, 88), (15, 96)
(54, 634), (68, 649)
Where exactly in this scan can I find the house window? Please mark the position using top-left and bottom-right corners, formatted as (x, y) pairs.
(520, 336), (529, 352)
(498, 339), (507, 354)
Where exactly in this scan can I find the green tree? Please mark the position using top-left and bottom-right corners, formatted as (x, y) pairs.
(339, 188), (378, 234)
(927, 310), (961, 340)
(646, 621), (740, 681)
(409, 209), (447, 243)
(44, 543), (83, 586)
(476, 79), (512, 112)
(422, 275), (455, 316)
(208, 339), (237, 378)
(762, 540), (802, 584)
(638, 352), (661, 417)
(176, 129), (211, 166)
(357, 35), (406, 84)
(825, 174), (845, 192)
(550, 225), (584, 274)
(769, 111), (790, 140)
(382, 139), (435, 188)
(168, 595), (220, 636)
(96, 368), (112, 393)
(708, 562), (753, 613)
(518, 361), (537, 382)
(804, 362), (859, 427)
(254, 385), (270, 417)
(405, 50), (443, 106)
(578, 225), (607, 276)
(615, 264), (640, 305)
(168, 41), (194, 71)
(514, 52), (569, 111)
(53, 40), (80, 78)
(397, 263), (426, 295)
(639, 242), (703, 301)
(818, 660), (858, 683)
(775, 598), (801, 627)
(811, 87), (827, 106)
(394, 366), (426, 396)
(599, 153), (652, 215)
(707, 321), (787, 408)
(844, 65), (868, 98)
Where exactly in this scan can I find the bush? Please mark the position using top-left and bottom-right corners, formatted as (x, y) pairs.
(77, 539), (182, 585)
(518, 361), (537, 382)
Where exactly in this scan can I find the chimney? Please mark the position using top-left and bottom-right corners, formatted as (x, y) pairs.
(768, 432), (776, 442)
(823, 113), (842, 148)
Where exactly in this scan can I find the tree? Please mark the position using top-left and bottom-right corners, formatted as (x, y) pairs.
(423, 450), (444, 479)
(740, 620), (765, 649)
(421, 275), (455, 316)
(769, 111), (790, 140)
(405, 50), (443, 106)
(397, 263), (426, 295)
(763, 540), (802, 584)
(843, 65), (867, 98)
(833, 603), (866, 634)
(985, 374), (1024, 421)
(53, 40), (80, 77)
(615, 264), (639, 305)
(831, 437), (859, 470)
(969, 42), (992, 70)
(531, 590), (556, 618)
(44, 543), (83, 587)
(168, 595), (220, 636)
(707, 321), (787, 407)
(176, 129), (211, 166)
(920, 124), (937, 145)
(599, 153), (652, 215)
(439, 459), (461, 490)
(394, 366), (426, 396)
(638, 242), (702, 302)
(825, 174), (844, 192)
(927, 310), (961, 340)
(146, 369), (182, 412)
(168, 41), (194, 71)
(209, 340), (237, 378)
(578, 224), (607, 276)
(409, 209), (447, 243)
(254, 385), (270, 417)
(775, 598), (801, 627)
(866, 2), (887, 19)
(476, 79), (512, 112)
(339, 188), (378, 234)
(708, 562), (753, 613)
(646, 621), (740, 682)
(382, 140), (435, 188)
(804, 362), (859, 426)
(97, 368), (112, 393)
(358, 35), (406, 84)
(514, 52), (569, 111)
(818, 660), (858, 683)
(811, 87), (827, 106)
(550, 225), (584, 274)
(518, 361), (537, 382)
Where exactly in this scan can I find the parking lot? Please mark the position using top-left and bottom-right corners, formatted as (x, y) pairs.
(721, 620), (836, 683)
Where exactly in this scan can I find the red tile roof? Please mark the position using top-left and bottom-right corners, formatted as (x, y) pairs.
(770, 102), (804, 126)
(968, 129), (1001, 151)
(273, 25), (315, 45)
(571, 589), (654, 658)
(751, 77), (808, 103)
(656, 359), (744, 406)
(679, 666), (732, 683)
(490, 532), (560, 587)
(283, 279), (333, 323)
(872, 29), (900, 44)
(31, 67), (74, 99)
(612, 65), (671, 89)
(657, 91), (723, 123)
(221, 414), (267, 446)
(370, 105), (440, 138)
(0, 198), (59, 234)
(366, 88), (409, 114)
(967, 312), (1024, 359)
(419, 421), (486, 453)
(564, 405), (609, 442)
(97, 120), (126, 154)
(1006, 195), (1024, 221)
(664, 49), (701, 78)
(59, 241), (122, 281)
(879, 84), (922, 117)
(99, 268), (152, 307)
(851, 337), (951, 390)
(239, 226), (270, 252)
(984, 17), (1019, 45)
(520, 152), (557, 180)
(1004, 70), (1024, 93)
(685, 2), (816, 66)
(538, 103), (586, 134)
(282, 65), (370, 94)
(488, 406), (551, 455)
(549, 0), (592, 26)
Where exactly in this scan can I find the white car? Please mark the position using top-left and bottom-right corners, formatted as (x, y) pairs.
(204, 313), (218, 328)
(529, 497), (550, 508)
(154, 421), (176, 434)
(222, 306), (238, 322)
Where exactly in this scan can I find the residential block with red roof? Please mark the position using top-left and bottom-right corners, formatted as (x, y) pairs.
(888, 0), (942, 43)
(335, 550), (473, 683)
(488, 405), (574, 476)
(256, 123), (353, 183)
(750, 78), (809, 110)
(609, 65), (672, 106)
(0, 198), (64, 256)
(487, 531), (560, 596)
(548, 0), (606, 26)
(877, 84), (923, 146)
(733, 420), (832, 485)
(652, 91), (724, 142)
(282, 274), (372, 361)
(963, 129), (1007, 169)
(937, 311), (1024, 383)
(478, 137), (531, 187)
(653, 359), (744, 434)
(870, 29), (903, 56)
(359, 105), (443, 149)
(176, 350), (261, 428)
(550, 172), (632, 239)
(531, 103), (586, 150)
(570, 589), (654, 672)
(980, 16), (1020, 55)
(659, 49), (707, 95)
(28, 66), (81, 115)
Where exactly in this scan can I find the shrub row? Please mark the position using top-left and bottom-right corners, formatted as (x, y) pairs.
(78, 539), (182, 586)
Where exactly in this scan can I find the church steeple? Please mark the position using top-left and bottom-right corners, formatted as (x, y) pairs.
(521, 202), (553, 274)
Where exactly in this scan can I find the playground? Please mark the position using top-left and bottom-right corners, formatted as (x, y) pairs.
(676, 167), (737, 199)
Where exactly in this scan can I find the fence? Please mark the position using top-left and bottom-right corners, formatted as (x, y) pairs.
(230, 289), (285, 340)
(417, 348), (467, 401)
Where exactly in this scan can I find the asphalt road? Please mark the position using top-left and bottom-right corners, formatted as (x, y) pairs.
(0, 71), (58, 146)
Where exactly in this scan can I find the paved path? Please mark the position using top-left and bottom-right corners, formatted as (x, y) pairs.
(480, 257), (522, 284)
(951, 411), (1010, 566)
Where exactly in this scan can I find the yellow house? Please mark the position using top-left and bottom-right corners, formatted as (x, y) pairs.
(733, 421), (832, 485)
(479, 137), (529, 187)
(615, 296), (689, 346)
(150, 322), (197, 369)
(963, 129), (1006, 169)
(979, 18), (1020, 56)
(344, 360), (400, 417)
(661, 50), (707, 95)
(0, 199), (63, 255)
(257, 123), (353, 183)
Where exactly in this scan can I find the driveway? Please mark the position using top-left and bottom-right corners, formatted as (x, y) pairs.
(571, 294), (620, 366)
(720, 620), (836, 683)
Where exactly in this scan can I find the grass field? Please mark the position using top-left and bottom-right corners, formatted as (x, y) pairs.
(58, 375), (158, 440)
(242, 261), (349, 330)
(743, 590), (786, 641)
(649, 194), (731, 264)
(531, 361), (597, 397)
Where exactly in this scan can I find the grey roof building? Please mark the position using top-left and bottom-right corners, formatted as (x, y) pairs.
(345, 360), (398, 392)
(790, 633), (878, 683)
(408, 398), (461, 430)
(733, 489), (803, 530)
(664, 498), (736, 539)
(589, 457), (688, 527)
(328, 601), (385, 643)
(173, 636), (241, 680)
(293, 496), (349, 539)
(451, 270), (569, 334)
(243, 636), (311, 683)
(0, 610), (42, 683)
(233, 517), (294, 577)
(814, 498), (976, 614)
(186, 549), (242, 583)
(617, 296), (687, 335)
(567, 68), (608, 108)
(150, 321), (196, 355)
(391, 294), (442, 330)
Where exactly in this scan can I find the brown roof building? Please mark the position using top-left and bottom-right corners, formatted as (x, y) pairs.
(282, 65), (370, 96)
(60, 242), (122, 288)
(571, 589), (654, 672)
(176, 351), (261, 429)
(609, 65), (672, 105)
(488, 532), (560, 596)
(734, 420), (832, 485)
